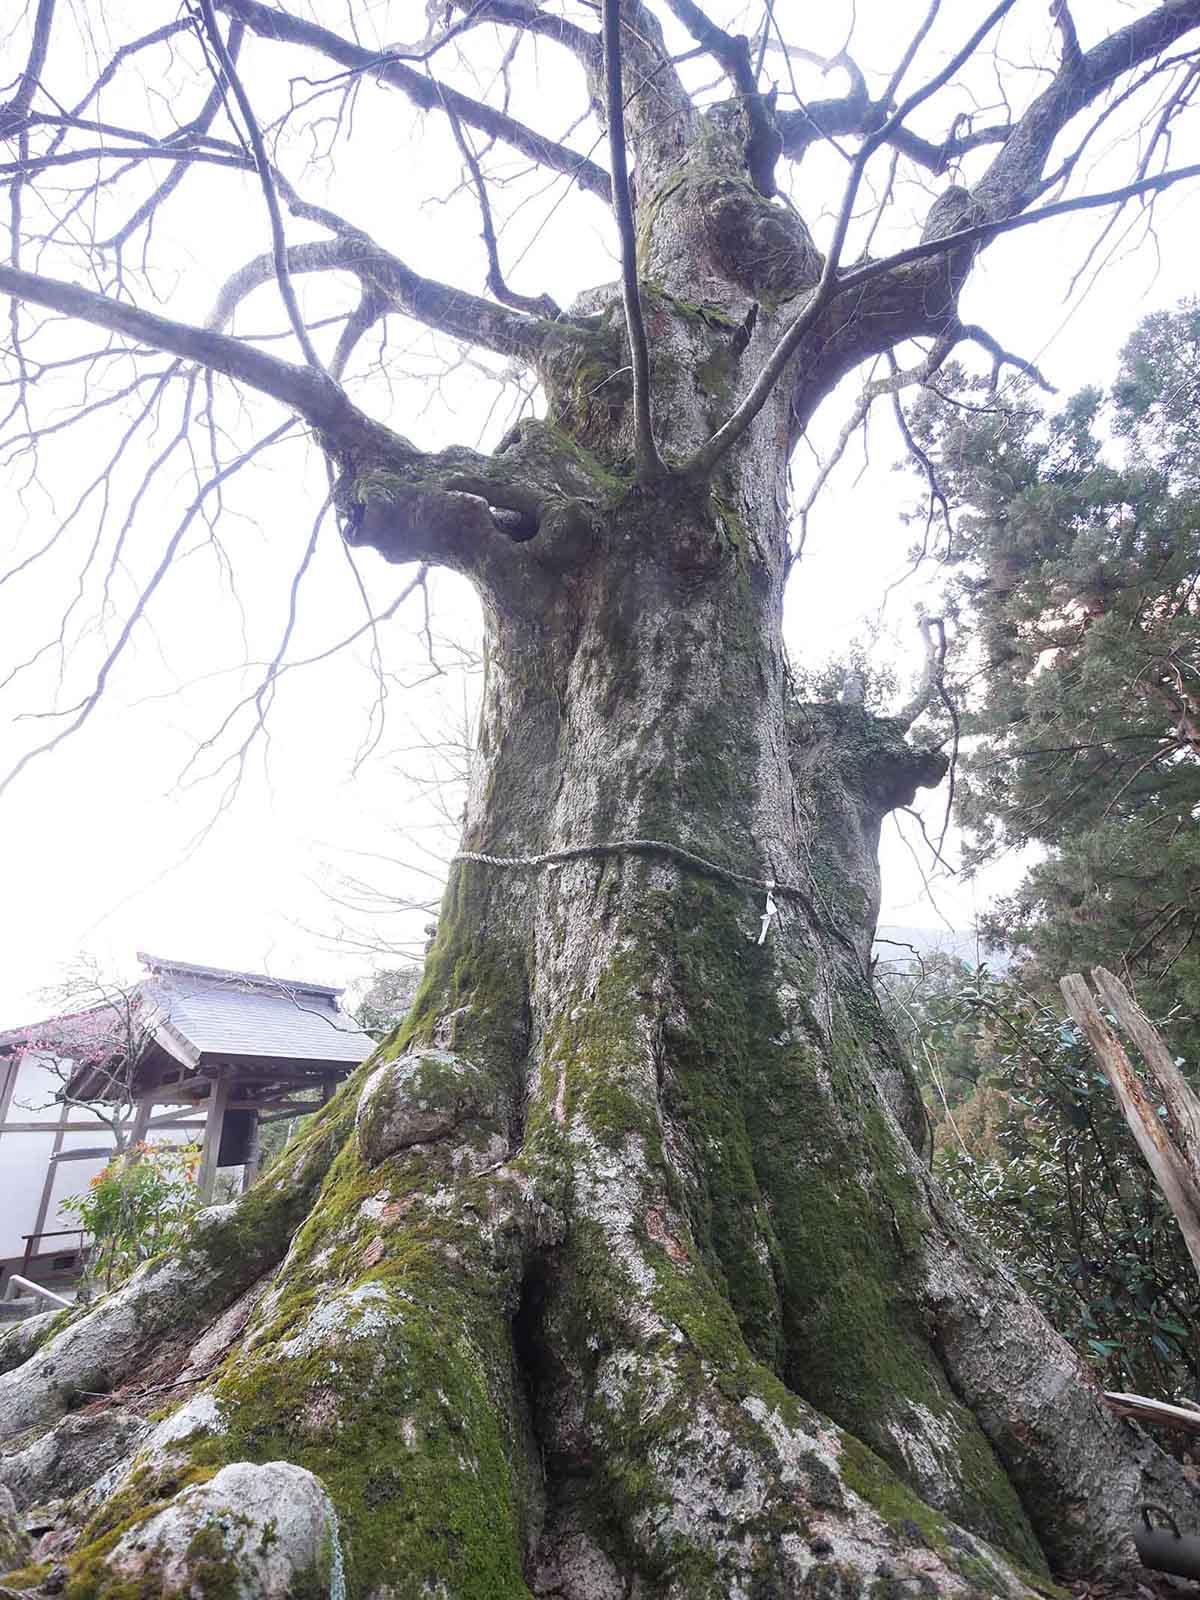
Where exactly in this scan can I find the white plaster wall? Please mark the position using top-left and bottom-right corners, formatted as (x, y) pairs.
(0, 1055), (200, 1265)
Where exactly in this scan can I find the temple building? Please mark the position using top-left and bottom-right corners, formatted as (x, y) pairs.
(0, 953), (374, 1293)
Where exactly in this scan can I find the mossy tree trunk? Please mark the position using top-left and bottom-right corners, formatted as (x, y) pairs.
(4, 59), (1200, 1600)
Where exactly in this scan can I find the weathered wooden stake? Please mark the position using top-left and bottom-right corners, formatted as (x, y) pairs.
(1061, 967), (1200, 1282)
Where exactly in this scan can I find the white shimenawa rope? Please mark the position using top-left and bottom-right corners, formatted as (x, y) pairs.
(452, 839), (812, 942)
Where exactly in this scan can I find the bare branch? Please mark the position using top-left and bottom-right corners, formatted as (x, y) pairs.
(707, 155), (1200, 477)
(790, 334), (957, 564)
(897, 616), (947, 729)
(687, 1), (1019, 475)
(658, 0), (778, 194)
(1049, 0), (1083, 75)
(0, 420), (296, 801)
(213, 0), (611, 200)
(436, 86), (561, 321)
(195, 0), (324, 371)
(958, 323), (1056, 392)
(206, 227), (555, 364)
(443, 0), (600, 71)
(602, 0), (663, 482)
(0, 262), (373, 446)
(777, 92), (1011, 174)
(0, 0), (56, 137)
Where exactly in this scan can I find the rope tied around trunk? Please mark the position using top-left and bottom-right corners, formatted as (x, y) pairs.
(451, 839), (851, 948)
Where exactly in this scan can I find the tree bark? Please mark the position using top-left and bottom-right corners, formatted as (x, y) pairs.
(5, 81), (1200, 1600)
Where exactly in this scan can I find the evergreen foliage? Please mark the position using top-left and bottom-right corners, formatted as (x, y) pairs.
(912, 303), (1200, 1033)
(883, 962), (1200, 1399)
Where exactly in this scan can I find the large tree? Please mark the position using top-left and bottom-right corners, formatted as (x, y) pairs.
(3, 4), (1200, 1596)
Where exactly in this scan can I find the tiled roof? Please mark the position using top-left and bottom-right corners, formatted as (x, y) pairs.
(142, 969), (373, 1066)
(137, 952), (345, 999)
(0, 954), (376, 1070)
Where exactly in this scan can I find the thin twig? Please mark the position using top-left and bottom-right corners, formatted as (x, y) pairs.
(435, 79), (560, 320)
(195, 0), (325, 372)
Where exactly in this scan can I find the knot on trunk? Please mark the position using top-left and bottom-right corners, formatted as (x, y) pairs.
(356, 1050), (499, 1163)
(697, 169), (820, 300)
(791, 702), (947, 820)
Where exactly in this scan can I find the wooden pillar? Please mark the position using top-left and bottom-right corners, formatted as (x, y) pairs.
(196, 1075), (230, 1205)
(125, 1093), (154, 1160)
(240, 1111), (261, 1193)
(30, 1095), (70, 1268)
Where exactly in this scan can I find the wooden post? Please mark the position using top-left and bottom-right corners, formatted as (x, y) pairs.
(240, 1111), (261, 1193)
(196, 1075), (230, 1205)
(1090, 965), (1200, 1175)
(29, 1096), (70, 1273)
(1061, 969), (1200, 1282)
(125, 1093), (154, 1161)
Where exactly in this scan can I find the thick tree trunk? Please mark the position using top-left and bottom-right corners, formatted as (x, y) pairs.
(3, 269), (1198, 1597)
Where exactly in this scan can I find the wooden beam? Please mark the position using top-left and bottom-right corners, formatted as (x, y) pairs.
(1091, 966), (1200, 1176)
(1104, 1391), (1200, 1434)
(0, 1119), (130, 1134)
(196, 1076), (231, 1205)
(0, 1052), (18, 1127)
(257, 1100), (321, 1126)
(146, 1110), (207, 1130)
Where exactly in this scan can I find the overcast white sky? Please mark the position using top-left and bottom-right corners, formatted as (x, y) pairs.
(1, 1), (1198, 1022)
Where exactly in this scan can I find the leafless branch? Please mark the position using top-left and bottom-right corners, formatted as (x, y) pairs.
(688, 0), (1019, 475)
(0, 262), (365, 443)
(436, 83), (561, 321)
(898, 616), (947, 730)
(602, 0), (663, 482)
(0, 0), (56, 137)
(698, 156), (1200, 478)
(195, 0), (324, 372)
(0, 419), (296, 800)
(213, 0), (611, 200)
(790, 334), (957, 564)
(659, 0), (778, 194)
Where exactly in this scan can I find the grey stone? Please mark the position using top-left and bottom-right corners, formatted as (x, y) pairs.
(356, 1049), (496, 1163)
(0, 1408), (149, 1511)
(103, 1460), (340, 1599)
(0, 1483), (30, 1572)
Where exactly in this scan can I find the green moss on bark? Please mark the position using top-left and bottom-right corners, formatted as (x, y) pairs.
(575, 872), (1047, 1573)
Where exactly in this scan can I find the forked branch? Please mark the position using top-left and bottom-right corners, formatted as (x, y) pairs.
(212, 0), (611, 200)
(0, 264), (367, 445)
(195, 0), (324, 372)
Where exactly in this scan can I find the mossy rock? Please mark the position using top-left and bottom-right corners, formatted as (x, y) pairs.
(356, 1050), (500, 1163)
